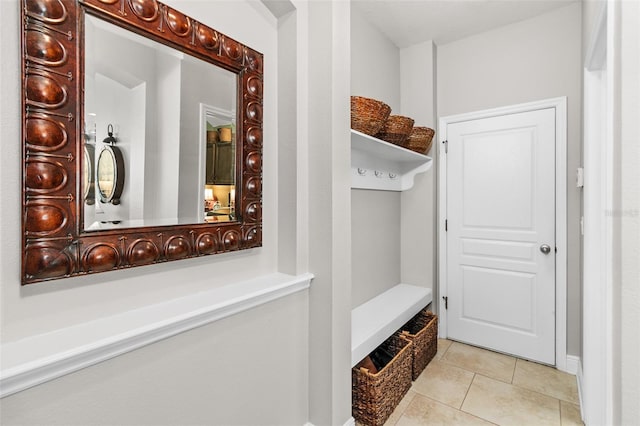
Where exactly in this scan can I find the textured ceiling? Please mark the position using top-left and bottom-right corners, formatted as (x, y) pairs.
(352, 0), (579, 47)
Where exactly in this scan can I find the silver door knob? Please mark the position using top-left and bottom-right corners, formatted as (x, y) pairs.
(540, 244), (551, 254)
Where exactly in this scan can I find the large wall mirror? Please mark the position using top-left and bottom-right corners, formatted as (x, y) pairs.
(21, 0), (263, 284)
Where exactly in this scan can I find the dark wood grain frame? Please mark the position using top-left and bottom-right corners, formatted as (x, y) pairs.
(21, 0), (263, 284)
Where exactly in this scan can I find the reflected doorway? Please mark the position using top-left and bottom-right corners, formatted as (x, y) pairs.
(199, 104), (236, 223)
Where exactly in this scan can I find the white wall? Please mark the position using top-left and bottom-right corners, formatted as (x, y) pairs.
(153, 52), (182, 221)
(85, 18), (159, 226)
(350, 8), (402, 308)
(351, 190), (401, 307)
(306, 1), (353, 423)
(0, 291), (309, 426)
(0, 0), (311, 424)
(0, 0), (278, 345)
(350, 10), (400, 111)
(400, 40), (437, 296)
(93, 73), (146, 222)
(308, 1), (351, 425)
(581, 1), (640, 423)
(277, 6), (300, 275)
(437, 3), (583, 356)
(616, 1), (640, 422)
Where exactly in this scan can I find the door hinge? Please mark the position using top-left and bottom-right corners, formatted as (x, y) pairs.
(445, 219), (448, 231)
(443, 296), (448, 310)
(442, 140), (448, 154)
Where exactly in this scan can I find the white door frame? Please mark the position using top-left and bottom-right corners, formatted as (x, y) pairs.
(438, 97), (568, 371)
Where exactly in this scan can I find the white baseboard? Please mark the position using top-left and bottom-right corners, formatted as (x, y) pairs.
(564, 354), (581, 375)
(1, 273), (314, 398)
(564, 355), (585, 422)
(304, 416), (354, 426)
(575, 358), (585, 422)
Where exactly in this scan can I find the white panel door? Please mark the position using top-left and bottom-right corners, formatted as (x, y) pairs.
(446, 108), (556, 364)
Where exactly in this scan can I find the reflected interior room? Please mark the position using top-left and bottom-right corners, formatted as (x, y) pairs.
(83, 13), (239, 230)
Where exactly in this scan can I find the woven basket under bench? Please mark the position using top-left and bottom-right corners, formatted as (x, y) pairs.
(400, 309), (438, 380)
(352, 333), (413, 426)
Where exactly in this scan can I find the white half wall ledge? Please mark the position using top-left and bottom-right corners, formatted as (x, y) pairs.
(0, 272), (314, 398)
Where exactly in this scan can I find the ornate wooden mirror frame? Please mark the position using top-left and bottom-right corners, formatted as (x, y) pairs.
(21, 0), (263, 284)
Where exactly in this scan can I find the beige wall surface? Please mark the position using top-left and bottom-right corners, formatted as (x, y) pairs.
(0, 292), (309, 426)
(351, 190), (401, 307)
(350, 10), (401, 111)
(400, 40), (437, 297)
(582, 0), (606, 60)
(0, 0), (312, 424)
(0, 0), (280, 344)
(307, 1), (353, 424)
(617, 1), (640, 423)
(350, 9), (402, 308)
(437, 3), (583, 357)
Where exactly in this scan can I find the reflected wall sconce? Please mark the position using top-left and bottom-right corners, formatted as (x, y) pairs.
(97, 124), (125, 205)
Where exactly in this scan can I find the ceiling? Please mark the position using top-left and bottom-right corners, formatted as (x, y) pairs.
(352, 0), (579, 47)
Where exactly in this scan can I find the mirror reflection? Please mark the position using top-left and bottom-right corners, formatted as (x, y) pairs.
(202, 106), (236, 223)
(83, 14), (237, 230)
(83, 143), (95, 205)
(97, 149), (115, 200)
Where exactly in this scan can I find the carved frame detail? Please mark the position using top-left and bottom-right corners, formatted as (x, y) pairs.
(21, 0), (263, 284)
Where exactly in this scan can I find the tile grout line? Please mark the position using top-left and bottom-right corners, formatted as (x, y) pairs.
(558, 398), (563, 426)
(403, 341), (582, 425)
(474, 370), (576, 403)
(439, 339), (452, 359)
(511, 360), (580, 405)
(511, 358), (518, 384)
(460, 373), (565, 426)
(401, 391), (417, 423)
(509, 381), (578, 407)
(436, 357), (515, 384)
(417, 393), (501, 426)
(458, 372), (476, 411)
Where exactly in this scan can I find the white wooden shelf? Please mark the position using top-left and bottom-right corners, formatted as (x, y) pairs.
(351, 130), (433, 191)
(351, 284), (432, 366)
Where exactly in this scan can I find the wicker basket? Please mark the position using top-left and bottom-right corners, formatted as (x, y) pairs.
(351, 96), (391, 136)
(400, 309), (438, 380)
(375, 115), (415, 146)
(407, 127), (435, 154)
(352, 334), (413, 426)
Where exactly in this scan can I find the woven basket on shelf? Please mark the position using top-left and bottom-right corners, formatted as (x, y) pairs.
(375, 115), (415, 146)
(352, 334), (413, 426)
(351, 96), (392, 136)
(407, 127), (435, 154)
(400, 309), (438, 380)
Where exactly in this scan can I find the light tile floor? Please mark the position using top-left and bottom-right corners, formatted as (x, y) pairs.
(384, 339), (584, 426)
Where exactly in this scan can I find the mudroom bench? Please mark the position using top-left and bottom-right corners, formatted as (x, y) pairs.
(351, 284), (433, 366)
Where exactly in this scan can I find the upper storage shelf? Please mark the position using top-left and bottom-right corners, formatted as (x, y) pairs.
(351, 130), (433, 191)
